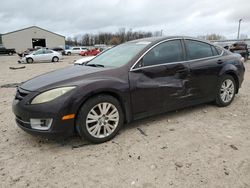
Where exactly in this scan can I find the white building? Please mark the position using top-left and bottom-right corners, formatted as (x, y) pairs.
(1, 26), (65, 53)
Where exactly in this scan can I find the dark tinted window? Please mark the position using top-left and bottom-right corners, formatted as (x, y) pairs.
(143, 40), (184, 66)
(185, 40), (213, 60)
(73, 48), (80, 50)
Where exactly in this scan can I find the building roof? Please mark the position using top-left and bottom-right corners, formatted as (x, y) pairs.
(2, 26), (65, 38)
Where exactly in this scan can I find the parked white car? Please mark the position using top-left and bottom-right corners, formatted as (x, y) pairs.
(64, 47), (88, 55)
(74, 56), (95, 65)
(18, 49), (62, 63)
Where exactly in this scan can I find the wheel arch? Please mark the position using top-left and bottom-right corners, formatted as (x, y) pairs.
(219, 63), (240, 94)
(26, 57), (33, 63)
(75, 89), (132, 126)
(222, 71), (240, 94)
(52, 56), (59, 62)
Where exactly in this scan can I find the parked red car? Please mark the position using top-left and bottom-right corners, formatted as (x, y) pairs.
(79, 49), (100, 56)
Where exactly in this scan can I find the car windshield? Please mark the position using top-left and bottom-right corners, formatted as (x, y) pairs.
(86, 41), (150, 68)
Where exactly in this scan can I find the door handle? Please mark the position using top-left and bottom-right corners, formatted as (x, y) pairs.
(217, 59), (223, 64)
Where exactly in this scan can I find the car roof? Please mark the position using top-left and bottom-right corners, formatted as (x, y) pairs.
(127, 36), (214, 47)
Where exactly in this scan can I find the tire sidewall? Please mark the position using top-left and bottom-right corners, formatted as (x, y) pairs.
(216, 75), (236, 107)
(76, 95), (124, 143)
(52, 56), (59, 62)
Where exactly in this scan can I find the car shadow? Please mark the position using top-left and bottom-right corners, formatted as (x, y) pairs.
(25, 102), (216, 148)
(124, 103), (214, 130)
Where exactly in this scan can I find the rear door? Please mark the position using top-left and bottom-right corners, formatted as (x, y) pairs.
(44, 50), (54, 61)
(129, 39), (191, 117)
(184, 39), (224, 100)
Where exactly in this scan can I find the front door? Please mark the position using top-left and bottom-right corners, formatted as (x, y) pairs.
(129, 39), (191, 118)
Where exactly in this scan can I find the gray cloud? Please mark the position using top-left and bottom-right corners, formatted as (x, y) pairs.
(0, 0), (249, 39)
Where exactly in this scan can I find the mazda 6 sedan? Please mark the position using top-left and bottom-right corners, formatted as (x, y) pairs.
(12, 36), (245, 143)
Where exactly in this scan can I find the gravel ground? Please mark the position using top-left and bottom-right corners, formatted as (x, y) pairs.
(0, 55), (249, 188)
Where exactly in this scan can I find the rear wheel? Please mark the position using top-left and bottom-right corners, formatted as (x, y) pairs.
(8, 52), (13, 55)
(244, 54), (248, 62)
(76, 95), (124, 143)
(216, 75), (236, 107)
(67, 52), (71, 56)
(52, 56), (59, 62)
(26, 58), (33, 63)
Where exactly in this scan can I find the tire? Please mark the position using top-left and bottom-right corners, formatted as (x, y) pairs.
(26, 58), (33, 64)
(67, 52), (71, 56)
(244, 54), (248, 62)
(76, 95), (124, 143)
(52, 56), (59, 62)
(8, 52), (13, 56)
(215, 75), (236, 107)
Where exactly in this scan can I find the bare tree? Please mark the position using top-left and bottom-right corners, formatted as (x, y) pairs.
(67, 28), (155, 46)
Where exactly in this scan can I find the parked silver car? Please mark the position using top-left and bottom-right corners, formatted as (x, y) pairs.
(18, 49), (62, 63)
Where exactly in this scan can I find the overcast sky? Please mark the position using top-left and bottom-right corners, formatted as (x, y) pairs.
(0, 0), (249, 39)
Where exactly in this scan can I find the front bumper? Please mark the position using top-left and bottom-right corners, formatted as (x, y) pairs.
(12, 88), (76, 138)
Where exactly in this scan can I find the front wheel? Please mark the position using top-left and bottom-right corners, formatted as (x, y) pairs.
(76, 95), (124, 143)
(26, 58), (33, 63)
(216, 75), (236, 107)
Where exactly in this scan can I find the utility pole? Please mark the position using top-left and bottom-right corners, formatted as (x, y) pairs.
(237, 19), (242, 39)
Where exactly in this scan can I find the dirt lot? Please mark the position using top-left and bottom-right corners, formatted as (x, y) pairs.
(0, 55), (249, 188)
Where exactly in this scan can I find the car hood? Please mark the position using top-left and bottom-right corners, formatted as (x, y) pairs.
(20, 65), (107, 91)
(74, 56), (95, 65)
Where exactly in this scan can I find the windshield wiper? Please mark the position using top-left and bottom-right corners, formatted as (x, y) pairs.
(86, 64), (105, 68)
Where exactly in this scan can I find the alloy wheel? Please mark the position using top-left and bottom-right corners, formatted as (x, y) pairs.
(220, 79), (235, 103)
(86, 102), (119, 138)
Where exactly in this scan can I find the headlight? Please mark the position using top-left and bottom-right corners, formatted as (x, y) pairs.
(31, 86), (75, 104)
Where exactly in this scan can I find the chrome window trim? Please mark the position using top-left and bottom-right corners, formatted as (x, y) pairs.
(130, 37), (224, 72)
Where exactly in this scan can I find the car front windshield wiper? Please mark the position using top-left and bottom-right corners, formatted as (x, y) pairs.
(85, 64), (105, 68)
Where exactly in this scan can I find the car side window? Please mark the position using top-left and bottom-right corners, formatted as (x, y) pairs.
(34, 49), (44, 55)
(45, 50), (53, 54)
(185, 40), (213, 60)
(142, 40), (184, 67)
(73, 48), (80, 50)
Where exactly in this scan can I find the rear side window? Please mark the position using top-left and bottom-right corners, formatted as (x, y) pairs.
(45, 50), (53, 54)
(143, 40), (184, 66)
(185, 40), (213, 60)
(73, 48), (80, 50)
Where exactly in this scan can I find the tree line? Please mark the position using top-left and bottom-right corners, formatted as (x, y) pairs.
(66, 28), (229, 46)
(66, 28), (163, 46)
